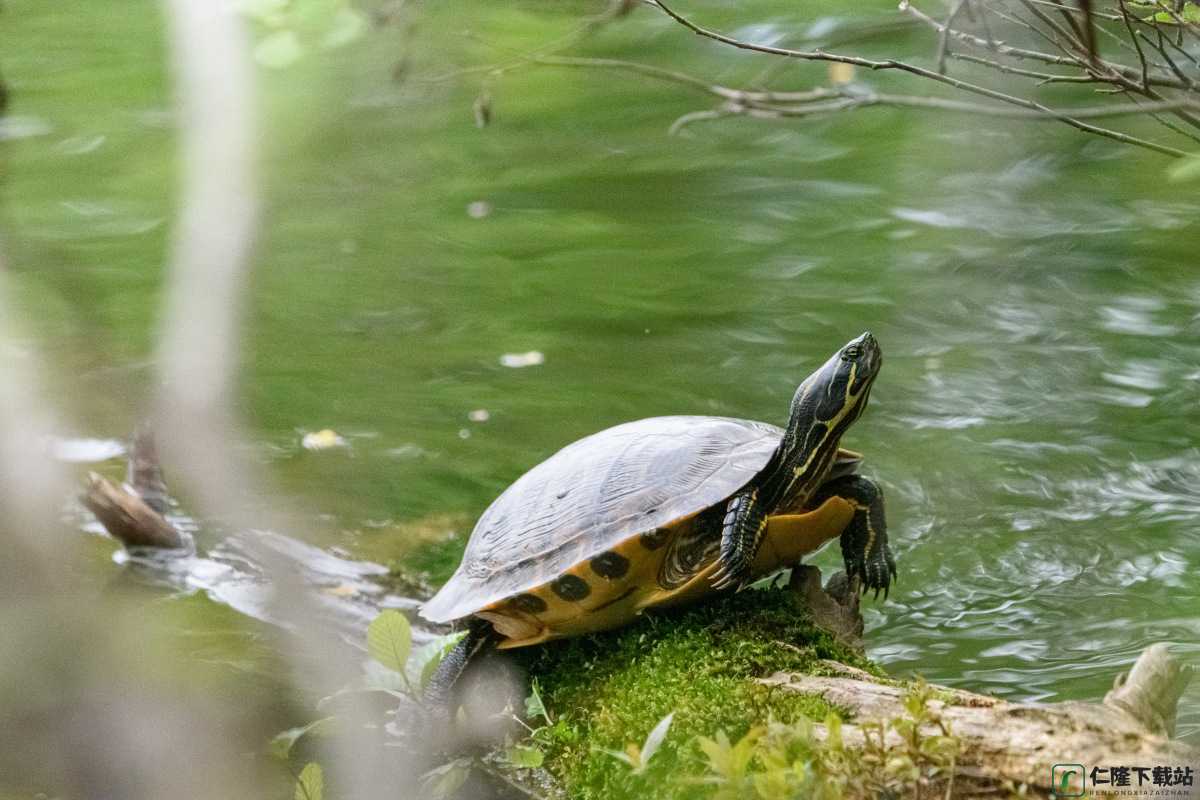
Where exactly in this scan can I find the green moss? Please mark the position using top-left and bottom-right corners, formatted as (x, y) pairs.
(516, 586), (881, 800)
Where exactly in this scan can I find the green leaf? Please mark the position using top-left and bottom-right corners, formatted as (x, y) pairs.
(367, 610), (413, 673)
(594, 746), (638, 769)
(824, 712), (843, 751)
(270, 717), (337, 760)
(292, 0), (340, 29)
(421, 758), (471, 798)
(321, 7), (367, 49)
(415, 631), (466, 690)
(255, 30), (304, 69)
(237, 0), (288, 25)
(638, 712), (675, 772)
(505, 744), (545, 769)
(1168, 154), (1200, 183)
(294, 762), (323, 800)
(524, 679), (552, 725)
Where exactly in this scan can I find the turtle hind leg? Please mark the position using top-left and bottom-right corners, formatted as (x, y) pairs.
(813, 475), (895, 599)
(424, 618), (497, 713)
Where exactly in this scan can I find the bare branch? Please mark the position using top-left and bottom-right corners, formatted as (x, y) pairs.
(650, 0), (1191, 156)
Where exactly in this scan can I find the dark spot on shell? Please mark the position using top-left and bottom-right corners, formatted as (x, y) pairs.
(590, 551), (630, 580)
(639, 528), (669, 551)
(551, 574), (591, 602)
(511, 593), (547, 614)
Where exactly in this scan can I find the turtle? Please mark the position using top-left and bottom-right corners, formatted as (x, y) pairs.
(421, 332), (894, 706)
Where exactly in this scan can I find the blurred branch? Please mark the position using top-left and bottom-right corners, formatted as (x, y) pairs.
(156, 0), (417, 794)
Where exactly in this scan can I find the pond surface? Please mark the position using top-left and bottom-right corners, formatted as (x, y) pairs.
(4, 0), (1198, 740)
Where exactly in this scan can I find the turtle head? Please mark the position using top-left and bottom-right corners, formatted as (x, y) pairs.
(781, 332), (881, 485)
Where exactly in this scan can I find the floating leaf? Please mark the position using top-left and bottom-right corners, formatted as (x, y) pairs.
(1167, 153), (1200, 183)
(467, 200), (493, 219)
(506, 744), (545, 769)
(255, 30), (304, 69)
(367, 610), (412, 673)
(499, 351), (544, 368)
(294, 762), (324, 800)
(271, 717), (337, 760)
(322, 7), (368, 49)
(301, 429), (347, 450)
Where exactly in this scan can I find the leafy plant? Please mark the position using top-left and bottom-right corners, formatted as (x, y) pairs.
(238, 0), (368, 69)
(270, 716), (338, 760)
(367, 608), (415, 693)
(696, 680), (962, 800)
(597, 712), (677, 776)
(271, 611), (468, 797)
(696, 726), (763, 797)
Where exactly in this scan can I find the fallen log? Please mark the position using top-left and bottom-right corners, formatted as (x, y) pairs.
(760, 644), (1197, 798)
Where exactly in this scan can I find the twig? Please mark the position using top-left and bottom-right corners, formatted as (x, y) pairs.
(936, 0), (971, 73)
(650, 0), (1189, 156)
(669, 106), (736, 134)
(1120, 0), (1152, 89)
(907, 1), (1192, 89)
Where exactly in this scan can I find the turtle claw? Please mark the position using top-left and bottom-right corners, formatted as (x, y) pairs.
(710, 564), (741, 591)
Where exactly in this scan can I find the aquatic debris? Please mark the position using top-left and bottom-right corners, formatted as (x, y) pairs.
(0, 116), (53, 141)
(467, 200), (492, 219)
(48, 436), (126, 463)
(302, 429), (348, 451)
(500, 351), (545, 368)
(468, 409), (490, 422)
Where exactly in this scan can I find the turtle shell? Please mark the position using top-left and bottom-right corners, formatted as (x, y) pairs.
(420, 415), (786, 624)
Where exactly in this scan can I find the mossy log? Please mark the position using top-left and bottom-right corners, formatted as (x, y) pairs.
(759, 645), (1196, 798)
(502, 574), (1196, 800)
(80, 432), (1197, 800)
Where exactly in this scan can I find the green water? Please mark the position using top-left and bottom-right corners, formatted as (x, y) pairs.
(3, 0), (1197, 745)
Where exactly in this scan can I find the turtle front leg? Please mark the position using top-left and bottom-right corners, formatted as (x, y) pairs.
(712, 489), (768, 590)
(813, 475), (896, 598)
(424, 618), (497, 713)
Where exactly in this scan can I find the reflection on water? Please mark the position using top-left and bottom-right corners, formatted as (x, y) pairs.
(7, 0), (1199, 745)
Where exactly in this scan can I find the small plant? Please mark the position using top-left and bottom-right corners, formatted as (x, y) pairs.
(269, 610), (466, 799)
(597, 712), (677, 776)
(696, 680), (962, 800)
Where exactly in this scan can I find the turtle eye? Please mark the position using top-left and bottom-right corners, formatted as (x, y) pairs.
(842, 345), (860, 361)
